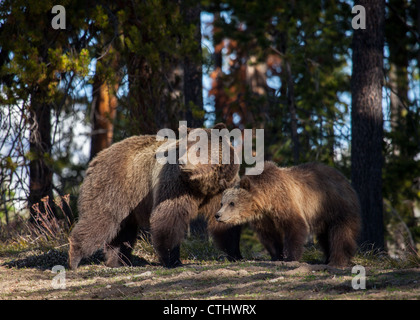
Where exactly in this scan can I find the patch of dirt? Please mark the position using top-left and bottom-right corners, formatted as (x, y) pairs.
(0, 250), (419, 300)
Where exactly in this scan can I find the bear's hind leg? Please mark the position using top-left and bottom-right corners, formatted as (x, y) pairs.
(104, 214), (139, 267)
(68, 214), (121, 270)
(317, 230), (330, 264)
(328, 223), (358, 267)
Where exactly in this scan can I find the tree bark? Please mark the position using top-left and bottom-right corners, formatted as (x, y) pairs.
(387, 0), (409, 143)
(28, 95), (53, 215)
(284, 59), (299, 164)
(90, 81), (118, 160)
(276, 29), (300, 164)
(351, 0), (385, 250)
(183, 2), (204, 128)
(90, 42), (120, 159)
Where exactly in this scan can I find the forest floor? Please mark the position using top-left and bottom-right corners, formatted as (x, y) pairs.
(0, 235), (419, 300)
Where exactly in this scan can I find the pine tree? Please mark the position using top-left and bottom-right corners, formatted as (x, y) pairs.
(351, 0), (385, 250)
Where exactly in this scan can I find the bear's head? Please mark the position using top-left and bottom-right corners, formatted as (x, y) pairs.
(178, 123), (240, 195)
(215, 177), (255, 225)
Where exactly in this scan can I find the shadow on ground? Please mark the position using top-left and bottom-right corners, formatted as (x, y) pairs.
(1, 249), (153, 270)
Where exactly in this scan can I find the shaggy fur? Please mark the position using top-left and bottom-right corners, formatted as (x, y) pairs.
(68, 123), (241, 269)
(216, 161), (361, 267)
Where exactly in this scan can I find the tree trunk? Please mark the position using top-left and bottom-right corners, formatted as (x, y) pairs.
(276, 29), (300, 164)
(284, 59), (299, 164)
(183, 2), (204, 128)
(90, 43), (120, 159)
(351, 0), (385, 250)
(210, 14), (230, 124)
(28, 95), (54, 215)
(386, 0), (409, 156)
(127, 53), (163, 135)
(90, 80), (118, 160)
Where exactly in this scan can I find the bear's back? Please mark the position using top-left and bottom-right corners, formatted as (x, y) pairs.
(78, 135), (168, 219)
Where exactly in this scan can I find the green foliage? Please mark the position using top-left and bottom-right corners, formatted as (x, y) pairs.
(381, 0), (420, 245)
(0, 0), (92, 103)
(206, 0), (352, 166)
(115, 0), (202, 135)
(205, 0), (420, 250)
(0, 0), (419, 256)
(0, 0), (97, 222)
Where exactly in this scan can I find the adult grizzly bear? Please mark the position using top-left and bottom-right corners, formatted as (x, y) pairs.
(68, 123), (242, 269)
(216, 161), (361, 267)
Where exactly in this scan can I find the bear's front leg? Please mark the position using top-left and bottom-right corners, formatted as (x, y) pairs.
(157, 245), (181, 268)
(150, 198), (197, 268)
(282, 217), (309, 262)
(210, 225), (243, 261)
(251, 217), (284, 261)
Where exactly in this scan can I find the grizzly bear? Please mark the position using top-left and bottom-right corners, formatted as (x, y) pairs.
(216, 161), (361, 267)
(68, 123), (242, 269)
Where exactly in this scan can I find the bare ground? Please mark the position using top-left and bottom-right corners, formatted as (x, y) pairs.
(0, 249), (419, 300)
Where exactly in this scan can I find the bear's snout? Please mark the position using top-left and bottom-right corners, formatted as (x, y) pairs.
(215, 212), (222, 222)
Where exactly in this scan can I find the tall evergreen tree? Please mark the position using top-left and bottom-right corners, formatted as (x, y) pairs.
(351, 0), (385, 250)
(0, 0), (92, 216)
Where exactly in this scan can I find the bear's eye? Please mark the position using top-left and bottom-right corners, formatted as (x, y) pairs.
(220, 203), (223, 207)
(229, 202), (235, 207)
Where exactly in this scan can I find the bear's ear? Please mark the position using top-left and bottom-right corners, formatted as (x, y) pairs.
(239, 176), (252, 191)
(212, 123), (226, 130)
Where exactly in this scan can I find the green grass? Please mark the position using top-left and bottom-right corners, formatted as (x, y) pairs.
(353, 246), (420, 269)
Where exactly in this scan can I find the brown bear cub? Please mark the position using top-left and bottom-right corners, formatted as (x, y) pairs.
(216, 161), (361, 267)
(68, 123), (241, 270)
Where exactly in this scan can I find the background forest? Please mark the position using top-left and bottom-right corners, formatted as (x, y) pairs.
(0, 0), (419, 259)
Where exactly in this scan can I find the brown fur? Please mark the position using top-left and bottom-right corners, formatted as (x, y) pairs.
(216, 161), (361, 267)
(68, 124), (240, 269)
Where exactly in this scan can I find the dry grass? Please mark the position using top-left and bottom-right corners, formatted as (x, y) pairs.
(0, 195), (72, 256)
(0, 197), (419, 300)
